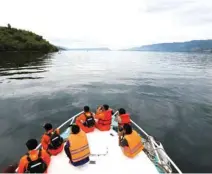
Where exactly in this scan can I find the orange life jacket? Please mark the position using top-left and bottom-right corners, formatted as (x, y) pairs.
(17, 150), (50, 173)
(122, 130), (144, 158)
(119, 113), (131, 126)
(98, 110), (112, 126)
(68, 130), (90, 163)
(25, 149), (48, 173)
(83, 113), (95, 127)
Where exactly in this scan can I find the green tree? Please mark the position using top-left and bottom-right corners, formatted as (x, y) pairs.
(0, 26), (58, 52)
(7, 23), (11, 29)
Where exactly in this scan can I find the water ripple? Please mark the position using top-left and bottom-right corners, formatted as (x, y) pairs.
(0, 51), (212, 172)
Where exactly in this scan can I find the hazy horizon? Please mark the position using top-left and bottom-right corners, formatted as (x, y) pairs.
(56, 39), (212, 50)
(1, 0), (212, 49)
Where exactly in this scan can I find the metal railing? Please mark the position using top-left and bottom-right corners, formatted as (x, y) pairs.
(130, 119), (182, 174)
(16, 111), (83, 172)
(112, 111), (182, 174)
(35, 111), (83, 149)
(17, 110), (182, 174)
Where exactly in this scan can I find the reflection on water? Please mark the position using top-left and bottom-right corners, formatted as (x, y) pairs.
(1, 51), (212, 172)
(0, 52), (51, 81)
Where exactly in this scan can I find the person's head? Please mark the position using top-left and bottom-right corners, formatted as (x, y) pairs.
(84, 106), (90, 112)
(43, 123), (53, 131)
(26, 139), (38, 150)
(123, 124), (132, 135)
(103, 104), (109, 111)
(119, 108), (126, 115)
(71, 124), (80, 134)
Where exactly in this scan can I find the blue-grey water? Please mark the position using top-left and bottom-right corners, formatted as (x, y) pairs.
(0, 51), (212, 172)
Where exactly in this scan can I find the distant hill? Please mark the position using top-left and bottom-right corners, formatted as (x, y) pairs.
(0, 25), (58, 53)
(67, 47), (111, 51)
(128, 40), (212, 52)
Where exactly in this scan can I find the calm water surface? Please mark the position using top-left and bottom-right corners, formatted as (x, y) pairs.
(0, 51), (212, 172)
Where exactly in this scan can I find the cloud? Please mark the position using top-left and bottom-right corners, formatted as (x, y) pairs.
(178, 2), (212, 26)
(0, 0), (212, 49)
(49, 37), (105, 48)
(144, 0), (195, 13)
(142, 0), (212, 26)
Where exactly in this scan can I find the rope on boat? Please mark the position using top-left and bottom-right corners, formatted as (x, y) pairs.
(144, 138), (172, 173)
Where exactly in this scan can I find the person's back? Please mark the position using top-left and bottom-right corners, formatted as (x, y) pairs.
(95, 104), (113, 131)
(76, 106), (95, 133)
(64, 125), (90, 166)
(117, 108), (131, 127)
(17, 139), (51, 173)
(41, 123), (64, 156)
(119, 124), (144, 158)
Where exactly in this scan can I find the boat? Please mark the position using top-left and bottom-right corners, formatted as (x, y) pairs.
(16, 110), (182, 174)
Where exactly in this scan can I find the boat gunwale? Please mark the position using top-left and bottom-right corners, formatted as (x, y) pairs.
(16, 110), (182, 174)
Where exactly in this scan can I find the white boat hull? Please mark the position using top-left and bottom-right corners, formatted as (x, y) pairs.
(15, 110), (182, 174)
(48, 128), (159, 174)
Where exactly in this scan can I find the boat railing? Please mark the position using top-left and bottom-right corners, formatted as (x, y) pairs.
(35, 111), (84, 149)
(122, 117), (182, 174)
(15, 111), (83, 173)
(34, 110), (182, 174)
(111, 111), (182, 174)
(132, 119), (182, 174)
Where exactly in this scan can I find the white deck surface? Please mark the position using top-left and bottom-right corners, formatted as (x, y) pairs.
(48, 128), (159, 174)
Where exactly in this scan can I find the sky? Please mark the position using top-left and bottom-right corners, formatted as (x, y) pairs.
(1, 0), (212, 49)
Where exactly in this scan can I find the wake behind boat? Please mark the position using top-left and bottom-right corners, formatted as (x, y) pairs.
(20, 110), (182, 174)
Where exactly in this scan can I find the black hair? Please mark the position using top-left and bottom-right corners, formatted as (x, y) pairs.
(118, 127), (124, 132)
(71, 125), (80, 134)
(103, 104), (109, 110)
(119, 108), (126, 115)
(123, 124), (132, 134)
(84, 106), (90, 112)
(43, 123), (53, 131)
(26, 139), (38, 150)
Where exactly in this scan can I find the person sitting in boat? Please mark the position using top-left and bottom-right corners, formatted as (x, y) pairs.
(117, 108), (131, 127)
(118, 124), (144, 158)
(76, 106), (95, 133)
(41, 123), (64, 156)
(95, 104), (113, 131)
(64, 124), (90, 166)
(17, 139), (51, 173)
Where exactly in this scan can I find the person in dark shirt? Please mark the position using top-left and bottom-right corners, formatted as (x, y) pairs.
(65, 141), (89, 166)
(64, 125), (89, 166)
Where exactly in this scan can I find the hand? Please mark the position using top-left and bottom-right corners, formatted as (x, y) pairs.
(118, 131), (123, 137)
(96, 106), (103, 113)
(97, 105), (102, 110)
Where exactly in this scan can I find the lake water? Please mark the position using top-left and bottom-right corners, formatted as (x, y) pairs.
(0, 51), (212, 172)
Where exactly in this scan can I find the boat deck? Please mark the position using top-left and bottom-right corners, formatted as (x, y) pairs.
(48, 128), (159, 174)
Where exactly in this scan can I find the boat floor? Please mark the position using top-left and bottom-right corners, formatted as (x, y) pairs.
(48, 128), (159, 174)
